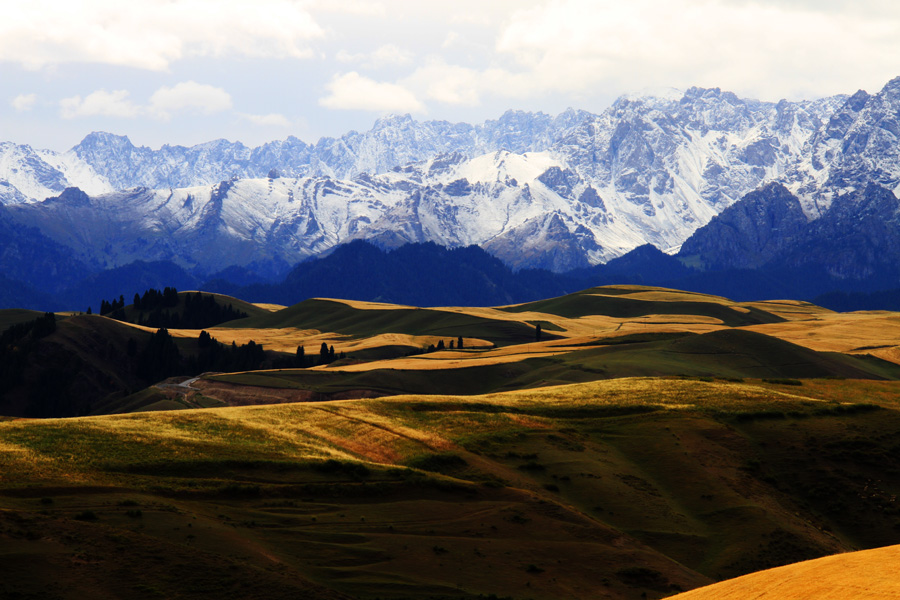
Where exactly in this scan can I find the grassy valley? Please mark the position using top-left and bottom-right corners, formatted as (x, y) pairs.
(2, 285), (900, 598)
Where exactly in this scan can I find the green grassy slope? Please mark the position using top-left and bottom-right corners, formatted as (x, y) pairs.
(209, 329), (900, 401)
(0, 308), (47, 332)
(233, 298), (548, 345)
(502, 287), (785, 326)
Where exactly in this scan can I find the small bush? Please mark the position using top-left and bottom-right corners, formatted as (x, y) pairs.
(407, 452), (468, 474)
(220, 483), (262, 498)
(616, 566), (670, 591)
(734, 410), (788, 422)
(74, 510), (98, 521)
(518, 461), (545, 471)
(763, 378), (803, 386)
(311, 459), (371, 479)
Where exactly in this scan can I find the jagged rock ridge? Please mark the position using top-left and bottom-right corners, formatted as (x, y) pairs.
(5, 78), (900, 279)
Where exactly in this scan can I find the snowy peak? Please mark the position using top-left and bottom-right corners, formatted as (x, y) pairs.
(74, 131), (135, 155)
(5, 77), (900, 276)
(372, 113), (417, 131)
(0, 141), (113, 204)
(791, 76), (900, 209)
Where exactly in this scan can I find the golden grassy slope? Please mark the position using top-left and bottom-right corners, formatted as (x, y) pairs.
(670, 544), (900, 600)
(240, 286), (900, 367)
(93, 285), (900, 372)
(3, 376), (900, 599)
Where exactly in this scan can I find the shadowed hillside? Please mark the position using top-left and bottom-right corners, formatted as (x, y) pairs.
(3, 378), (900, 599)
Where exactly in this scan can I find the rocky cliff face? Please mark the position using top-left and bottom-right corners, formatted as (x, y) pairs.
(5, 78), (900, 280)
(679, 181), (900, 286)
(679, 182), (811, 270)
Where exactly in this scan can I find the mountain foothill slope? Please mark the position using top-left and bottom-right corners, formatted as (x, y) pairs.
(4, 284), (900, 418)
(3, 370), (900, 598)
(670, 544), (900, 599)
(3, 284), (900, 598)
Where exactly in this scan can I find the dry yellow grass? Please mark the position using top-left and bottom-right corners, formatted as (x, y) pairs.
(439, 305), (729, 338)
(744, 311), (900, 363)
(251, 302), (286, 312)
(607, 289), (734, 303)
(330, 298), (417, 310)
(331, 333), (494, 353)
(97, 286), (900, 373)
(319, 348), (569, 372)
(198, 326), (332, 352)
(458, 376), (820, 412)
(670, 544), (900, 600)
(0, 377), (814, 484)
(742, 299), (837, 320)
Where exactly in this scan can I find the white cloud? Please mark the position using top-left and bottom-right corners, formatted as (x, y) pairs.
(242, 113), (292, 127)
(11, 93), (37, 112)
(370, 44), (414, 67)
(148, 82), (233, 121)
(491, 0), (900, 100)
(319, 72), (424, 113)
(59, 90), (139, 119)
(335, 44), (413, 68)
(58, 82), (233, 121)
(403, 61), (482, 106)
(0, 0), (324, 71)
(307, 0), (386, 15)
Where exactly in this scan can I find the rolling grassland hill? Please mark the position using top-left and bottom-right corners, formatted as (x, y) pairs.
(194, 286), (900, 408)
(670, 544), (900, 599)
(4, 284), (900, 418)
(2, 285), (900, 597)
(3, 378), (900, 599)
(0, 291), (277, 418)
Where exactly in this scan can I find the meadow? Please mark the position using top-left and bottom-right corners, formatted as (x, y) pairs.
(2, 285), (900, 598)
(3, 376), (900, 599)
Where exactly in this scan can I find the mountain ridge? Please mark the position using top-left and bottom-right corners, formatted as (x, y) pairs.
(3, 78), (900, 308)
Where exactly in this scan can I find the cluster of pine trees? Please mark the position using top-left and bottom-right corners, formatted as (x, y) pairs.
(0, 312), (56, 396)
(98, 287), (179, 318)
(132, 287), (179, 311)
(275, 343), (345, 368)
(99, 295), (127, 316)
(136, 291), (248, 329)
(422, 336), (464, 353)
(96, 288), (248, 329)
(132, 328), (268, 382)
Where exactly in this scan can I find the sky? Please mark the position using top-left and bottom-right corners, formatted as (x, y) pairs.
(3, 0), (900, 151)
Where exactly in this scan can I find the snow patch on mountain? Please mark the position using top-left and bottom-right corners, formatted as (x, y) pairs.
(8, 78), (900, 273)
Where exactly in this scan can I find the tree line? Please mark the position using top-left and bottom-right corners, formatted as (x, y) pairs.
(96, 288), (248, 329)
(133, 328), (269, 382)
(0, 312), (57, 397)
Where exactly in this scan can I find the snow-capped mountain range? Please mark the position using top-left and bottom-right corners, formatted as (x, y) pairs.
(3, 77), (900, 278)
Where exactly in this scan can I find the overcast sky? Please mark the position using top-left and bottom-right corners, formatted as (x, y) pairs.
(3, 0), (900, 151)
